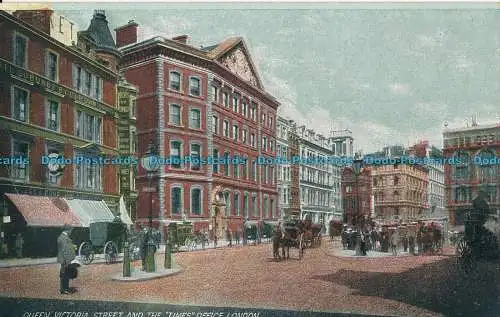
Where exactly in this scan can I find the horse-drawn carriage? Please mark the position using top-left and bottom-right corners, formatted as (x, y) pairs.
(455, 194), (499, 271)
(302, 219), (323, 248)
(277, 219), (305, 260)
(329, 220), (343, 239)
(168, 221), (208, 252)
(74, 219), (128, 265)
(419, 221), (444, 255)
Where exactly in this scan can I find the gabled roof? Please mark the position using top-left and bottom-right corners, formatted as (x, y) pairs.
(202, 36), (264, 89)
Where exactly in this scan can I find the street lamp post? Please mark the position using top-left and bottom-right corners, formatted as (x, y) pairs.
(352, 157), (365, 256)
(140, 140), (159, 273)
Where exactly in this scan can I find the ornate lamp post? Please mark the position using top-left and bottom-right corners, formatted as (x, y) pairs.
(352, 157), (365, 256)
(140, 140), (159, 272)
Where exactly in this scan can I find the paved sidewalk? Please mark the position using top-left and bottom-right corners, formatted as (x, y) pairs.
(0, 239), (272, 268)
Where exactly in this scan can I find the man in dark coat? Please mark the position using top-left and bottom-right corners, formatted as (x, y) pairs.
(57, 225), (76, 294)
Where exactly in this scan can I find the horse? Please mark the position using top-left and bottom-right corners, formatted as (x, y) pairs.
(272, 227), (284, 260)
(390, 231), (400, 255)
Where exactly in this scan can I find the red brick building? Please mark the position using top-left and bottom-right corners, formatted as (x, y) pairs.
(442, 122), (500, 226)
(341, 167), (372, 226)
(0, 10), (126, 256)
(116, 22), (280, 238)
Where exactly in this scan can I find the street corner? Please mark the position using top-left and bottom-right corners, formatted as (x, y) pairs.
(111, 266), (183, 282)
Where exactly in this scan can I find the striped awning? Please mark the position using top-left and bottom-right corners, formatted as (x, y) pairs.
(4, 194), (82, 227)
(64, 199), (115, 227)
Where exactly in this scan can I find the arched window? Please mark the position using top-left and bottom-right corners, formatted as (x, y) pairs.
(190, 187), (202, 215)
(171, 185), (183, 214)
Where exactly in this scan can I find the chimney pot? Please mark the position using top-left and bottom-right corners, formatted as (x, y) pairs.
(115, 20), (139, 48)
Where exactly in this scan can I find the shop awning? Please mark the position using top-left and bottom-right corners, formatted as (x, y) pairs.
(4, 194), (82, 227)
(119, 196), (133, 226)
(64, 199), (115, 227)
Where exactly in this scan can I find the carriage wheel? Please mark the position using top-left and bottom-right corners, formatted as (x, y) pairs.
(104, 241), (118, 264)
(298, 234), (304, 260)
(78, 241), (94, 265)
(456, 239), (474, 272)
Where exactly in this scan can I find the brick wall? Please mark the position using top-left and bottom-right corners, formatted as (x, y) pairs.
(0, 25), (13, 60)
(30, 92), (45, 126)
(0, 80), (10, 117)
(60, 102), (74, 135)
(136, 96), (158, 131)
(30, 137), (44, 183)
(103, 79), (116, 106)
(103, 115), (117, 148)
(103, 164), (118, 194)
(125, 63), (156, 95)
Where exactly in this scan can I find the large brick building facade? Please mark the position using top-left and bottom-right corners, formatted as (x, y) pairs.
(443, 122), (500, 227)
(341, 166), (372, 226)
(116, 22), (280, 239)
(0, 10), (136, 257)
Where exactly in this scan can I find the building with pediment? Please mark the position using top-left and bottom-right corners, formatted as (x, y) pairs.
(0, 10), (136, 258)
(442, 121), (500, 227)
(116, 22), (280, 239)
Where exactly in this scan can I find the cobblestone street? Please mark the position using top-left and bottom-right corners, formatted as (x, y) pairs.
(0, 240), (498, 317)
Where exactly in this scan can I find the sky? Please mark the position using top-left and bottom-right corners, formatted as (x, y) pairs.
(53, 3), (500, 153)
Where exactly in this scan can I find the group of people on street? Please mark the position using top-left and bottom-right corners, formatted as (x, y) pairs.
(340, 223), (444, 256)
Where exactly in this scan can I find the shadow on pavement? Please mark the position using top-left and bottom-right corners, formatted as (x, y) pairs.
(312, 256), (500, 317)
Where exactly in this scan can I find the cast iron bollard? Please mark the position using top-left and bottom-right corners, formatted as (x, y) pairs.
(164, 234), (172, 269)
(145, 239), (156, 273)
(122, 240), (131, 277)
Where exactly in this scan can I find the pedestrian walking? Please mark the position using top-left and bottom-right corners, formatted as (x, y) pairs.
(409, 235), (415, 255)
(242, 223), (247, 246)
(15, 233), (24, 258)
(226, 228), (233, 247)
(57, 225), (76, 294)
(235, 227), (241, 245)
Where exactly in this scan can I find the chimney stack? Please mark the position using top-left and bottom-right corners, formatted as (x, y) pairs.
(13, 10), (53, 34)
(115, 20), (138, 48)
(172, 35), (189, 44)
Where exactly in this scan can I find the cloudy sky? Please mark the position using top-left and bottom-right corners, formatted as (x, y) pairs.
(54, 3), (499, 153)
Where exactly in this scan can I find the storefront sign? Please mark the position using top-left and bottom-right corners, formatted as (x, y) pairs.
(0, 59), (117, 114)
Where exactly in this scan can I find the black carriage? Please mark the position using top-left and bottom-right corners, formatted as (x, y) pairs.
(455, 194), (499, 271)
(281, 219), (304, 260)
(168, 221), (200, 252)
(262, 222), (275, 243)
(75, 219), (128, 265)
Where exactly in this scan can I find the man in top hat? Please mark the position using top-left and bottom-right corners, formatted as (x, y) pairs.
(57, 224), (76, 294)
